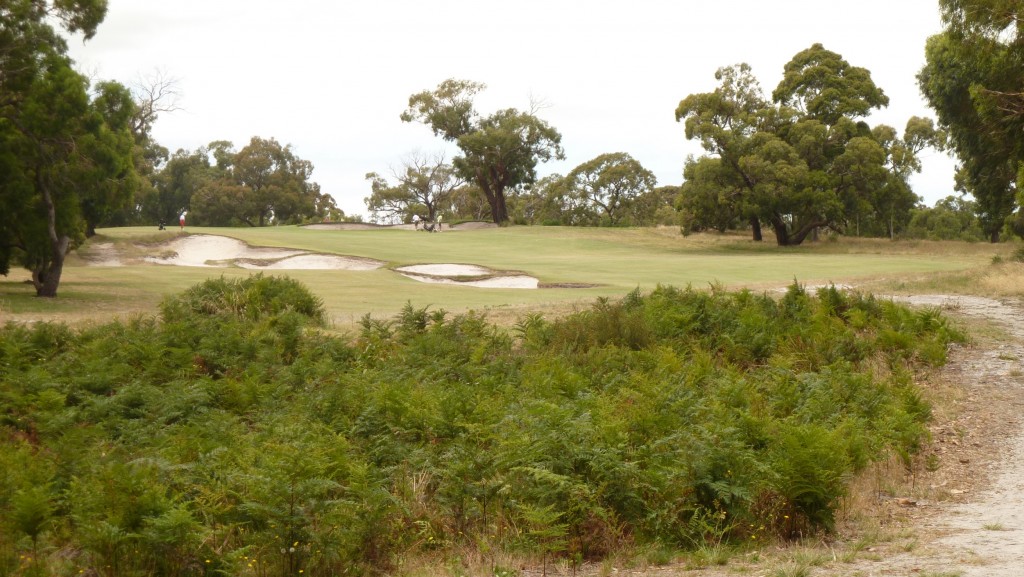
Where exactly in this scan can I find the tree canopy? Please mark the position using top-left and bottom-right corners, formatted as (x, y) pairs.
(401, 79), (564, 224)
(676, 46), (939, 245)
(918, 0), (1024, 241)
(364, 153), (462, 224)
(560, 153), (658, 226)
(189, 137), (338, 226)
(0, 0), (138, 297)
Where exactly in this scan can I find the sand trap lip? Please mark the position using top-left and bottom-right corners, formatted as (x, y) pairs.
(235, 254), (382, 270)
(142, 234), (384, 270)
(399, 273), (540, 289)
(397, 264), (493, 276)
(396, 264), (539, 289)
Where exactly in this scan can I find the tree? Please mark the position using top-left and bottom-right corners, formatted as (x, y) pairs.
(190, 137), (338, 226)
(675, 63), (773, 241)
(676, 47), (909, 246)
(364, 153), (462, 224)
(0, 0), (138, 297)
(101, 71), (180, 227)
(401, 79), (564, 224)
(678, 156), (746, 233)
(562, 153), (657, 226)
(864, 118), (945, 238)
(906, 195), (984, 240)
(919, 2), (1023, 241)
(143, 148), (214, 226)
(772, 43), (889, 125)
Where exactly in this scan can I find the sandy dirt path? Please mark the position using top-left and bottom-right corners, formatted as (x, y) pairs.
(853, 295), (1024, 577)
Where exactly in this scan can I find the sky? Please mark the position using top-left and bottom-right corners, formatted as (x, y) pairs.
(67, 0), (959, 219)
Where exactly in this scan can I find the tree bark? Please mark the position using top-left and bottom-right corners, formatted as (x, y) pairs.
(750, 216), (763, 241)
(33, 180), (70, 297)
(477, 176), (509, 224)
(770, 215), (791, 246)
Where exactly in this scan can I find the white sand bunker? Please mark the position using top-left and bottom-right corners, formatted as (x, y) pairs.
(396, 264), (539, 289)
(145, 235), (384, 270)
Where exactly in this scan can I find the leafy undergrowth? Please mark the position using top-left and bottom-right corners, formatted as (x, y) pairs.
(0, 275), (962, 576)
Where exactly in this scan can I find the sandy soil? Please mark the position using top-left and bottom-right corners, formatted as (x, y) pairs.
(86, 234), (540, 288)
(837, 294), (1024, 577)
(396, 264), (540, 289)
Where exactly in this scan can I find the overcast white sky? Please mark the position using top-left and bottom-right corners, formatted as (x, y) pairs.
(67, 0), (958, 218)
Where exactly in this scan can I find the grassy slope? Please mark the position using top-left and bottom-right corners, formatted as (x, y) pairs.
(0, 225), (1009, 327)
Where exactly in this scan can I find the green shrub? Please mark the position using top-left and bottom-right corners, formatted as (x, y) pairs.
(0, 278), (963, 573)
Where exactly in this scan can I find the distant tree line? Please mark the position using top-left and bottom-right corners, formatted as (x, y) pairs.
(3, 0), (1022, 297)
(126, 137), (343, 228)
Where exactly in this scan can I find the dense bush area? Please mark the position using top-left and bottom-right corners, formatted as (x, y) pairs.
(0, 276), (961, 576)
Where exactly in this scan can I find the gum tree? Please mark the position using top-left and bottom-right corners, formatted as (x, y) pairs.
(0, 0), (139, 297)
(919, 1), (1024, 241)
(401, 79), (564, 224)
(364, 153), (462, 224)
(676, 46), (924, 246)
(562, 152), (657, 226)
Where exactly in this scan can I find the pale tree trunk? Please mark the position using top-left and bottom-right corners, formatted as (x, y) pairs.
(33, 180), (70, 297)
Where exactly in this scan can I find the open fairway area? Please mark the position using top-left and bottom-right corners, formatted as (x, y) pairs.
(0, 224), (1016, 327)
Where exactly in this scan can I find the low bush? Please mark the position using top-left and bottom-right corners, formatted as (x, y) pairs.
(0, 277), (961, 575)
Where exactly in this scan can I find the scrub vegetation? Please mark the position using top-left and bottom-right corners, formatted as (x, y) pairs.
(0, 275), (962, 576)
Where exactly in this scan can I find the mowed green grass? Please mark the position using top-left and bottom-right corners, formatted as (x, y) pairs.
(0, 225), (996, 327)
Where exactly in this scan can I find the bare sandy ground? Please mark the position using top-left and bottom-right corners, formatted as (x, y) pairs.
(87, 234), (540, 288)
(144, 235), (383, 270)
(396, 264), (540, 289)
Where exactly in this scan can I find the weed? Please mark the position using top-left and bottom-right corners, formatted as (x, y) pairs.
(771, 561), (811, 577)
(982, 523), (1006, 531)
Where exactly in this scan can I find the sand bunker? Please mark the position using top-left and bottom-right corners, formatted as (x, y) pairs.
(90, 234), (542, 288)
(144, 235), (384, 270)
(396, 264), (539, 289)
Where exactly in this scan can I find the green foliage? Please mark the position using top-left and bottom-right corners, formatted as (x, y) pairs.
(0, 276), (962, 574)
(160, 273), (325, 324)
(919, 3), (1024, 242)
(188, 137), (339, 226)
(677, 46), (939, 244)
(402, 79), (564, 223)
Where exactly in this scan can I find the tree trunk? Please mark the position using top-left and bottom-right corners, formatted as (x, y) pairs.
(990, 228), (1000, 243)
(477, 177), (510, 224)
(788, 219), (828, 246)
(770, 215), (791, 246)
(32, 248), (67, 297)
(34, 180), (70, 297)
(750, 216), (763, 241)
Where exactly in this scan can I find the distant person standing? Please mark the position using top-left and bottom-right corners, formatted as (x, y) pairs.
(179, 211), (187, 230)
